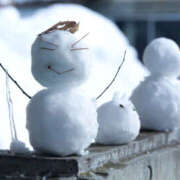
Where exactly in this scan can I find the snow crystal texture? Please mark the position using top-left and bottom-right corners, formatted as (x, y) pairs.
(143, 37), (180, 77)
(27, 88), (98, 156)
(96, 94), (140, 144)
(32, 30), (91, 89)
(131, 38), (180, 131)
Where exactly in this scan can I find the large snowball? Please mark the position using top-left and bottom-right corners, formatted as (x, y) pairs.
(143, 37), (180, 77)
(32, 30), (91, 89)
(26, 88), (98, 156)
(96, 94), (140, 144)
(131, 76), (180, 131)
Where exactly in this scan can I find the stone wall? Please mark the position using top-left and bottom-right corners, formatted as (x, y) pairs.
(0, 131), (180, 179)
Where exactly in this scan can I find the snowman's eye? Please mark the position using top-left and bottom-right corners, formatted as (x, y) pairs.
(40, 47), (56, 51)
(119, 104), (124, 108)
(39, 36), (57, 51)
(39, 36), (58, 48)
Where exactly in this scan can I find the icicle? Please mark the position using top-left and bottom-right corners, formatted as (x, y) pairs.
(6, 73), (17, 141)
(5, 73), (30, 153)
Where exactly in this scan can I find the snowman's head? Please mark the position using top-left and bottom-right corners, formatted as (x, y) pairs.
(143, 37), (180, 78)
(112, 92), (135, 111)
(31, 25), (91, 89)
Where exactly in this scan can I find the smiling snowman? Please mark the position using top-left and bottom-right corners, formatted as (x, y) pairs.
(26, 21), (98, 156)
(131, 37), (180, 131)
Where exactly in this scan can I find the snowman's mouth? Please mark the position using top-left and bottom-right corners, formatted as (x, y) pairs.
(48, 65), (74, 75)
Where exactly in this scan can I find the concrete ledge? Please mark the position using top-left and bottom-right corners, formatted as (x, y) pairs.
(0, 131), (180, 179)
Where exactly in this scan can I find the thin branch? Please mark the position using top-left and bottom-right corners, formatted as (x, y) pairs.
(70, 48), (89, 51)
(0, 63), (31, 99)
(96, 50), (127, 100)
(39, 36), (58, 48)
(71, 32), (90, 48)
(48, 66), (74, 75)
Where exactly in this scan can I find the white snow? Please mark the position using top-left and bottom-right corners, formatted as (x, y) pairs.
(96, 93), (140, 144)
(143, 37), (180, 77)
(0, 4), (147, 104)
(27, 88), (98, 156)
(32, 30), (91, 89)
(0, 40), (41, 150)
(0, 0), (48, 4)
(0, 4), (147, 150)
(10, 139), (30, 153)
(131, 38), (180, 131)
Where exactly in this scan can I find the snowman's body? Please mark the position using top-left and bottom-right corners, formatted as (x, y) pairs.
(131, 38), (180, 131)
(96, 94), (140, 145)
(27, 27), (98, 156)
(27, 88), (97, 156)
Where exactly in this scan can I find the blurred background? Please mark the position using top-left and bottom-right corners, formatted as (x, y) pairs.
(89, 0), (180, 60)
(1, 0), (180, 60)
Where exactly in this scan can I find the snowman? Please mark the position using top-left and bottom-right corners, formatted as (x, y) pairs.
(96, 93), (140, 145)
(26, 21), (98, 156)
(131, 37), (180, 131)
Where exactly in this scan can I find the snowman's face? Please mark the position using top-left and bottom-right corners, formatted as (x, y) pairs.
(31, 30), (91, 89)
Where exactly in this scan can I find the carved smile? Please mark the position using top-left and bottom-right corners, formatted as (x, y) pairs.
(48, 65), (74, 75)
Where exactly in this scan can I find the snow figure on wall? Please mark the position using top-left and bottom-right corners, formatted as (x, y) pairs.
(96, 93), (140, 145)
(131, 38), (180, 131)
(27, 21), (98, 156)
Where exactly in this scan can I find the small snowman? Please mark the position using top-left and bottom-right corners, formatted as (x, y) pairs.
(27, 21), (98, 156)
(131, 37), (180, 131)
(96, 93), (140, 145)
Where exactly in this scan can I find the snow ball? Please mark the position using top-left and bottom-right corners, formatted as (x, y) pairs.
(10, 139), (30, 154)
(96, 94), (140, 145)
(26, 88), (98, 156)
(131, 76), (180, 131)
(31, 30), (92, 90)
(143, 37), (180, 77)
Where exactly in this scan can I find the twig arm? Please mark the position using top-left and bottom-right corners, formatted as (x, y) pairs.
(0, 63), (31, 99)
(96, 50), (126, 100)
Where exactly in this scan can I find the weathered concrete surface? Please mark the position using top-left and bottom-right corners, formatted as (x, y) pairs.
(79, 144), (180, 180)
(0, 131), (180, 179)
(77, 130), (180, 174)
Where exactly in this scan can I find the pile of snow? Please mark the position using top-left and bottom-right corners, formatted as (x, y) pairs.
(10, 139), (30, 153)
(131, 38), (180, 131)
(96, 93), (140, 144)
(0, 4), (147, 150)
